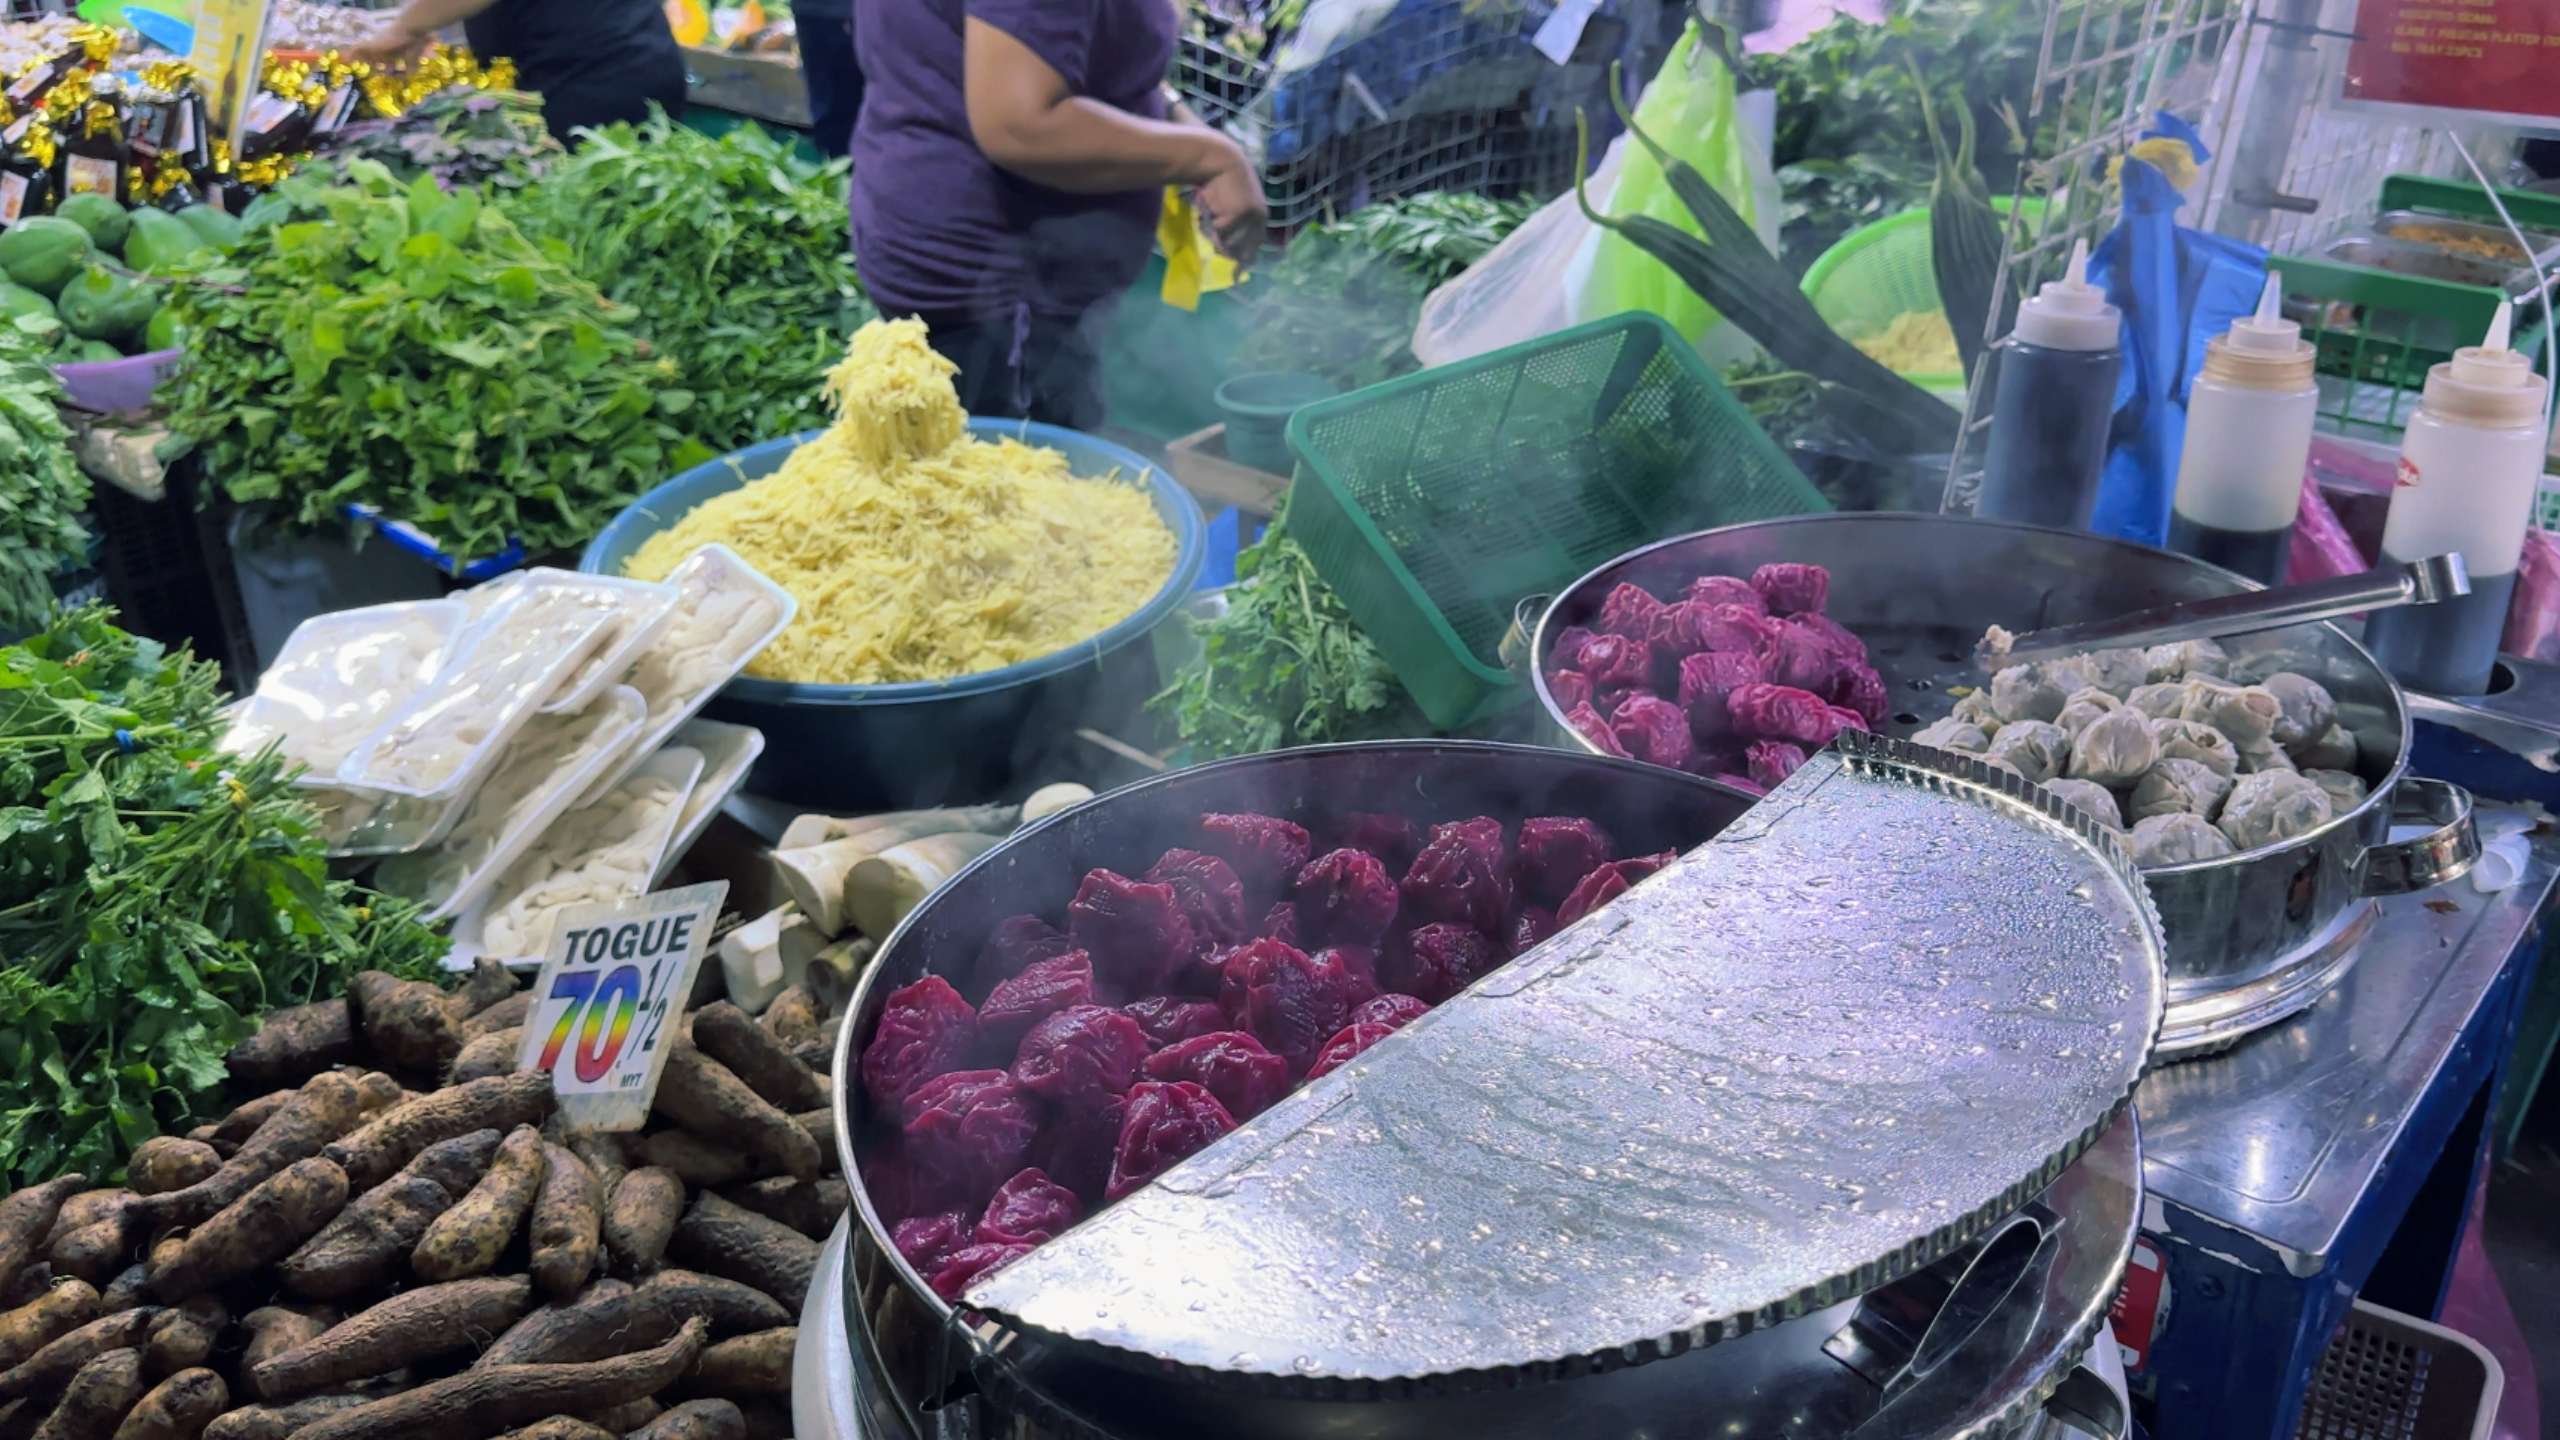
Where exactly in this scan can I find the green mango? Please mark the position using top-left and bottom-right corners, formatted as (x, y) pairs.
(143, 304), (183, 351)
(0, 282), (54, 320)
(55, 194), (130, 253)
(56, 265), (136, 341)
(0, 217), (95, 296)
(120, 208), (206, 275)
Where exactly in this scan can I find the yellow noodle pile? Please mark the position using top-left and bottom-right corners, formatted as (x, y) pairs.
(623, 318), (1178, 685)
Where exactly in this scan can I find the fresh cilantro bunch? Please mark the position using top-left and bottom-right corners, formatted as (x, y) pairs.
(0, 314), (90, 638)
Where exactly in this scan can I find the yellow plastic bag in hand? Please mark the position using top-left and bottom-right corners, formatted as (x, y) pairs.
(1159, 189), (1240, 312)
(1578, 22), (1764, 344)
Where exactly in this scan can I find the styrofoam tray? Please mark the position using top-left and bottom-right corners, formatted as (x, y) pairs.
(342, 573), (625, 801)
(220, 598), (468, 776)
(580, 543), (795, 806)
(446, 746), (704, 971)
(372, 685), (649, 921)
(652, 718), (766, 885)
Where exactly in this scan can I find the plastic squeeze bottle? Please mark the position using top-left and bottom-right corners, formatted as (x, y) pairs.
(2363, 303), (2550, 696)
(1974, 239), (2124, 531)
(2167, 274), (2318, 585)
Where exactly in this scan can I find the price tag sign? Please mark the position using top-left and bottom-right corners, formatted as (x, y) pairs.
(2343, 0), (2560, 124)
(516, 881), (728, 1132)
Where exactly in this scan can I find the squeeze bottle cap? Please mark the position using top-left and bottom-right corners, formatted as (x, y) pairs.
(2200, 272), (2314, 388)
(2424, 300), (2545, 426)
(2011, 239), (2122, 352)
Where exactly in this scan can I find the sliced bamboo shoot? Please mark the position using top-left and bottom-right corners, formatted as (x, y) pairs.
(805, 936), (877, 1015)
(771, 809), (1009, 935)
(844, 832), (1004, 939)
(1020, 783), (1095, 825)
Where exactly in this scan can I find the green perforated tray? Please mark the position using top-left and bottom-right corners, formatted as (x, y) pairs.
(1283, 312), (1829, 730)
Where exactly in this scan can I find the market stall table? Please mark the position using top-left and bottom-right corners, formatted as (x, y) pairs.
(2122, 831), (2555, 1439)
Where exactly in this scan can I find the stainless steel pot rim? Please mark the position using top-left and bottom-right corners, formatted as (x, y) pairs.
(828, 739), (1766, 1334)
(1524, 512), (2412, 878)
(2153, 902), (2375, 1060)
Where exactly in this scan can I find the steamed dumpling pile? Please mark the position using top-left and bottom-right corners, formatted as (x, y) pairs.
(1915, 636), (2371, 868)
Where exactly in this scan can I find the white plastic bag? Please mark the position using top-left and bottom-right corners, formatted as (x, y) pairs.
(1411, 134), (1629, 367)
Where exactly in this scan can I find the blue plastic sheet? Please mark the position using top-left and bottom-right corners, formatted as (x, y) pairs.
(2085, 115), (2271, 546)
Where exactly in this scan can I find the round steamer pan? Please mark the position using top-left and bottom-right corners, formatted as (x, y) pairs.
(831, 742), (1759, 1434)
(827, 740), (2139, 1440)
(1529, 513), (2478, 1057)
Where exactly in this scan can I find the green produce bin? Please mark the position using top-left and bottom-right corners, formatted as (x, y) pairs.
(1284, 311), (1829, 729)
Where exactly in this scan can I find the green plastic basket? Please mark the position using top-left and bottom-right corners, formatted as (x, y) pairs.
(1799, 200), (2041, 396)
(1284, 312), (1830, 730)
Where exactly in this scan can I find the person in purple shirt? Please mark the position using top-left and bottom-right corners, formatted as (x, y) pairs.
(851, 0), (1266, 429)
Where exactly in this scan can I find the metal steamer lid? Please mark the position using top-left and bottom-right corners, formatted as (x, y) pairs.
(964, 736), (2167, 1405)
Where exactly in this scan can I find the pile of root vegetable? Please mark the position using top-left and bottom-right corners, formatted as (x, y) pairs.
(0, 959), (848, 1440)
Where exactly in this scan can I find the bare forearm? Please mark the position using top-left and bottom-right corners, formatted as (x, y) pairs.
(977, 96), (1229, 193)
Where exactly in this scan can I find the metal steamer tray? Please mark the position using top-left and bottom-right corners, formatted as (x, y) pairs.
(1529, 514), (2479, 1059)
(831, 738), (2165, 1440)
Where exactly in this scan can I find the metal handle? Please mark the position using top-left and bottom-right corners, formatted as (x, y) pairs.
(1981, 554), (2470, 668)
(2042, 1361), (2132, 1439)
(1498, 594), (1552, 679)
(2361, 776), (2480, 896)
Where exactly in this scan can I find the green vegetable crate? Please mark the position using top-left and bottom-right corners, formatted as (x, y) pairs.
(1284, 311), (1829, 729)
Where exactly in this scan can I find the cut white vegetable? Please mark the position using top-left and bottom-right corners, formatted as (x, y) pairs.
(844, 832), (1004, 939)
(717, 904), (825, 1014)
(464, 746), (705, 964)
(1020, 782), (1095, 825)
(806, 936), (876, 1015)
(771, 808), (1015, 936)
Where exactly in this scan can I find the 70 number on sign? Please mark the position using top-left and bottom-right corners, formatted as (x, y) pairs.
(536, 962), (673, 1087)
(516, 881), (726, 1129)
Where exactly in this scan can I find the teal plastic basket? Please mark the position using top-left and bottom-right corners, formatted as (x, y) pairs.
(1284, 312), (1830, 729)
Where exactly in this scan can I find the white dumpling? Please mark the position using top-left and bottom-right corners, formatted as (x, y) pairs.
(1984, 719), (2071, 784)
(2292, 721), (2358, 772)
(1991, 664), (2070, 725)
(2127, 682), (2188, 720)
(2306, 768), (2369, 812)
(2052, 687), (2123, 741)
(1913, 717), (1991, 754)
(2217, 771), (2335, 850)
(2179, 679), (2282, 745)
(1952, 688), (2001, 730)
(2261, 672), (2338, 747)
(2131, 812), (2236, 866)
(2127, 757), (2234, 822)
(2078, 648), (2151, 696)
(2043, 777), (2124, 830)
(2153, 718), (2238, 777)
(2235, 735), (2298, 774)
(2066, 708), (2160, 787)
(2144, 638), (2231, 683)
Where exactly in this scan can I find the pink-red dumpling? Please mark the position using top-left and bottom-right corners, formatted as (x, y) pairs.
(1143, 848), (1249, 962)
(1292, 849), (1399, 948)
(1011, 1006), (1150, 1112)
(891, 1210), (971, 1276)
(1565, 702), (1631, 758)
(1106, 1081), (1237, 1202)
(928, 1241), (1034, 1301)
(1306, 1022), (1398, 1080)
(1677, 649), (1766, 741)
(1794, 611), (1868, 665)
(900, 1069), (1039, 1212)
(1222, 941), (1362, 1074)
(1747, 739), (1809, 789)
(1682, 574), (1765, 612)
(1831, 663), (1890, 728)
(1546, 668), (1594, 712)
(1726, 682), (1853, 748)
(1259, 901), (1300, 945)
(975, 952), (1095, 1057)
(1314, 945), (1382, 1006)
(1509, 904), (1558, 956)
(1335, 812), (1425, 873)
(1575, 633), (1652, 692)
(1386, 922), (1496, 1005)
(1752, 562), (1830, 616)
(1066, 869), (1194, 995)
(974, 916), (1073, 996)
(1594, 582), (1666, 641)
(1401, 817), (1512, 935)
(1555, 851), (1677, 927)
(1141, 1030), (1292, 1121)
(1514, 816), (1615, 905)
(1196, 812), (1313, 901)
(1548, 624), (1598, 672)
(1028, 1095), (1125, 1205)
(1122, 994), (1228, 1049)
(1610, 693), (1696, 770)
(1759, 621), (1845, 696)
(862, 977), (977, 1113)
(1350, 993), (1430, 1030)
(975, 1168), (1083, 1247)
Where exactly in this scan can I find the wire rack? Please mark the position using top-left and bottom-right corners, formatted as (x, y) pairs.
(1942, 0), (2529, 512)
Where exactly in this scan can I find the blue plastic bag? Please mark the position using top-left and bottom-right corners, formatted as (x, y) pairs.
(2085, 115), (2271, 546)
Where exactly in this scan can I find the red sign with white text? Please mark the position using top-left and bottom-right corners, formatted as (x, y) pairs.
(2344, 0), (2560, 122)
